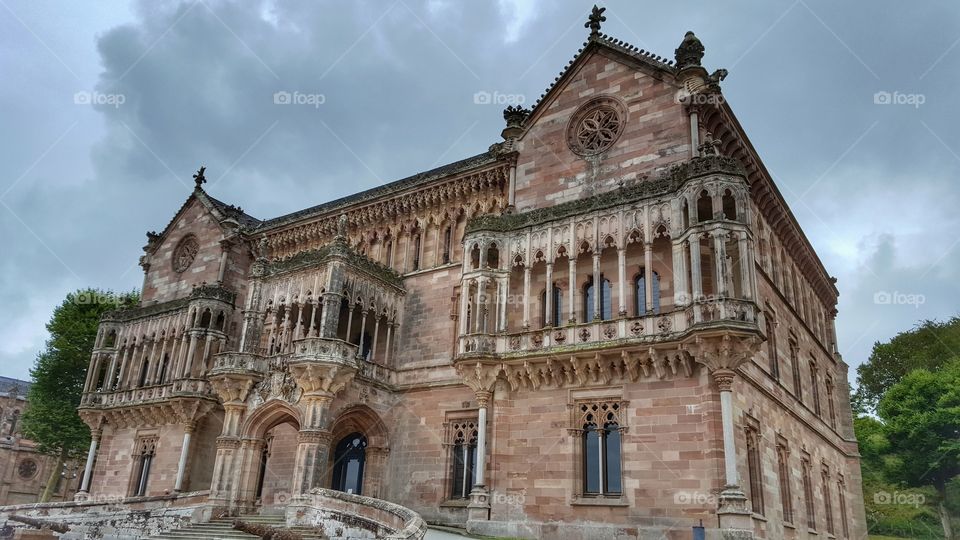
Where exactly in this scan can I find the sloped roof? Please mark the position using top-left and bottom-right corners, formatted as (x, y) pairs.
(0, 376), (30, 399)
(257, 150), (498, 230)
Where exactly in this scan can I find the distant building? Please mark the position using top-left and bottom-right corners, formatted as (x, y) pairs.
(0, 377), (79, 505)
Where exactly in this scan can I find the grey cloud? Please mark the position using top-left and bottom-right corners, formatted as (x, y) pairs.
(1, 0), (958, 381)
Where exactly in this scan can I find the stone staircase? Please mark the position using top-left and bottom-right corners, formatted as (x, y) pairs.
(150, 513), (328, 540)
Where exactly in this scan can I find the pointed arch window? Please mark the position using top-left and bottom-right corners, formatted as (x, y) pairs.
(634, 270), (661, 315)
(448, 420), (478, 499)
(442, 226), (452, 264)
(412, 233), (422, 271)
(540, 283), (563, 328)
(584, 276), (612, 321)
(132, 438), (157, 497)
(577, 400), (624, 497)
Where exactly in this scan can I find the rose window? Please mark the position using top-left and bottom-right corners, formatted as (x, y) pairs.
(18, 459), (37, 479)
(172, 235), (199, 273)
(568, 98), (626, 156)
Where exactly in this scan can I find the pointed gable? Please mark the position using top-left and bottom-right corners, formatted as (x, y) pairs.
(140, 189), (259, 305)
(513, 38), (690, 211)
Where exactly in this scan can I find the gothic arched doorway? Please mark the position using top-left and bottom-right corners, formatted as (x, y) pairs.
(236, 402), (302, 510)
(331, 432), (367, 495)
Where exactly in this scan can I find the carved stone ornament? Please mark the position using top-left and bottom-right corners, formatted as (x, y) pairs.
(18, 459), (38, 479)
(567, 97), (626, 157)
(172, 235), (200, 273)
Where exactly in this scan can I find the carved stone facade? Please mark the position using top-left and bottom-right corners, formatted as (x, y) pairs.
(74, 13), (865, 540)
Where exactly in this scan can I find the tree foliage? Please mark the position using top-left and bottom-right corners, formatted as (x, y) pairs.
(877, 361), (960, 493)
(20, 288), (138, 500)
(854, 317), (960, 413)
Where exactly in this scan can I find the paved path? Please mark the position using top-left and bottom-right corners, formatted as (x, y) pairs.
(424, 527), (476, 539)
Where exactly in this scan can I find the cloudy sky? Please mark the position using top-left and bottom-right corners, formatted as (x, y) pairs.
(2, 0), (958, 385)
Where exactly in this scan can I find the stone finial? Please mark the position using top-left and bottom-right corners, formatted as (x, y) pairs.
(698, 131), (722, 157)
(503, 105), (530, 129)
(336, 213), (348, 239)
(501, 105), (531, 141)
(585, 5), (606, 36)
(193, 165), (207, 188)
(674, 31), (705, 69)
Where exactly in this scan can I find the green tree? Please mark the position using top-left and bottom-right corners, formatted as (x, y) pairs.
(21, 288), (138, 502)
(877, 361), (960, 539)
(854, 317), (960, 414)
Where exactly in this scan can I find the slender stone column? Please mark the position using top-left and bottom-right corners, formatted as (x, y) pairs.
(345, 304), (355, 343)
(738, 232), (752, 299)
(83, 356), (98, 393)
(497, 279), (507, 332)
(173, 422), (196, 492)
(475, 391), (490, 486)
(522, 266), (531, 328)
(75, 428), (102, 500)
(714, 232), (728, 297)
(617, 248), (627, 316)
(689, 109), (700, 158)
(358, 310), (369, 357)
(371, 317), (381, 361)
(689, 238), (703, 299)
(474, 278), (485, 333)
(468, 390), (492, 521)
(308, 299), (319, 338)
(592, 253), (601, 319)
(672, 242), (688, 306)
(183, 334), (199, 378)
(459, 283), (470, 335)
(544, 263), (554, 326)
(569, 258), (578, 323)
(712, 369), (751, 528)
(644, 242), (654, 313)
(384, 323), (394, 365)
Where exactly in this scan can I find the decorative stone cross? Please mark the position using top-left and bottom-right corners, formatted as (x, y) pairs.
(585, 5), (606, 35)
(193, 166), (207, 188)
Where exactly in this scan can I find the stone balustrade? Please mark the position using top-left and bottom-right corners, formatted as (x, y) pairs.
(81, 378), (211, 407)
(458, 298), (758, 357)
(286, 488), (427, 540)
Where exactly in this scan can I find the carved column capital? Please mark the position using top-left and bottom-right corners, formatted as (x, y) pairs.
(711, 368), (736, 392)
(475, 390), (493, 409)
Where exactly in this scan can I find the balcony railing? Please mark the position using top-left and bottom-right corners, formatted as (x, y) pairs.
(80, 378), (212, 407)
(458, 298), (758, 356)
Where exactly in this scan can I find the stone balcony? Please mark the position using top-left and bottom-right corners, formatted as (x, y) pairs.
(457, 297), (759, 358)
(80, 378), (213, 408)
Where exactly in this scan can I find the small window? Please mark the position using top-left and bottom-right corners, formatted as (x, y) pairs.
(449, 421), (478, 499)
(576, 400), (624, 498)
(133, 438), (157, 497)
(540, 284), (563, 328)
(442, 226), (452, 264)
(634, 270), (661, 316)
(802, 456), (816, 530)
(584, 276), (612, 321)
(412, 233), (422, 271)
(766, 310), (779, 380)
(776, 439), (794, 524)
(810, 361), (822, 417)
(746, 426), (764, 515)
(696, 190), (712, 222)
(722, 189), (737, 220)
(789, 339), (802, 400)
(822, 467), (835, 535)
